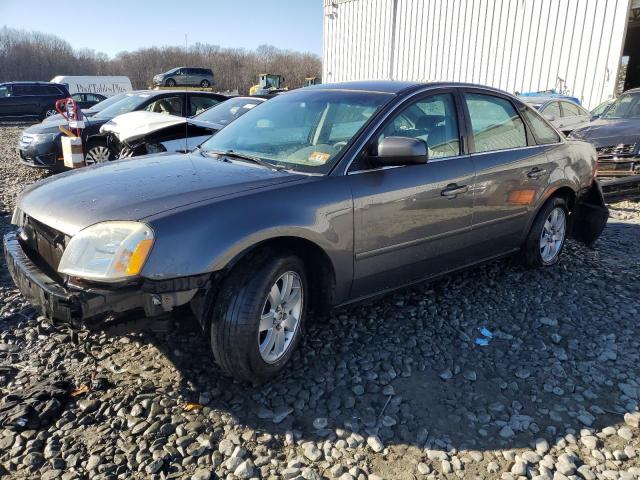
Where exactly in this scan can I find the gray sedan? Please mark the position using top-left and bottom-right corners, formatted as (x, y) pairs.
(4, 81), (608, 383)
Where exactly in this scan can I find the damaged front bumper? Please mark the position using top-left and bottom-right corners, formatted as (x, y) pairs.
(3, 232), (205, 326)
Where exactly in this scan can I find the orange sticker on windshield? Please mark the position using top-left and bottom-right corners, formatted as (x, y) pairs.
(308, 151), (330, 164)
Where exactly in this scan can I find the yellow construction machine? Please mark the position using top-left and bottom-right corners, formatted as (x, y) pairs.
(249, 74), (288, 96)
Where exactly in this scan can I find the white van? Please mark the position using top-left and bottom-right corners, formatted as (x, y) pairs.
(50, 76), (133, 97)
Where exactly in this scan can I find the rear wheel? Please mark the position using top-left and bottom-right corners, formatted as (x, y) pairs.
(165, 78), (176, 87)
(208, 251), (307, 384)
(200, 80), (210, 88)
(522, 196), (568, 267)
(84, 140), (112, 165)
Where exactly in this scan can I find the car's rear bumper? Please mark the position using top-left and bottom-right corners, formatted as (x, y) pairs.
(3, 232), (205, 326)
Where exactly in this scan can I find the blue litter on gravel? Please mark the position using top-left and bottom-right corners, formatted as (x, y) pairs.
(474, 327), (493, 346)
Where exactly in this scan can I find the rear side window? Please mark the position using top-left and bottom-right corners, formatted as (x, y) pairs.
(190, 95), (221, 115)
(521, 108), (561, 145)
(464, 93), (527, 153)
(12, 85), (37, 96)
(561, 102), (580, 117)
(0, 86), (9, 97)
(543, 102), (561, 117)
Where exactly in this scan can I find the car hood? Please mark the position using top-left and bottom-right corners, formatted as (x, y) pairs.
(570, 118), (640, 147)
(101, 111), (218, 143)
(17, 153), (304, 236)
(24, 115), (105, 135)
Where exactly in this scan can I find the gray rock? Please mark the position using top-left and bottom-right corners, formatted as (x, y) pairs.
(234, 459), (254, 479)
(303, 442), (323, 462)
(77, 399), (99, 414)
(272, 406), (294, 424)
(499, 425), (515, 439)
(367, 435), (384, 453)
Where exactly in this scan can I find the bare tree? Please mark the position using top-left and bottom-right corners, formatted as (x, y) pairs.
(0, 27), (321, 94)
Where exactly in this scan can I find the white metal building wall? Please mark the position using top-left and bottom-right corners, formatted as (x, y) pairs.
(323, 0), (630, 108)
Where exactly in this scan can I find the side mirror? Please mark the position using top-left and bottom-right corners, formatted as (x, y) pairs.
(544, 113), (556, 122)
(373, 136), (428, 166)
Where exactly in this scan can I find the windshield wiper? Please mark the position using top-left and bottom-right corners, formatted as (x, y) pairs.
(202, 149), (284, 170)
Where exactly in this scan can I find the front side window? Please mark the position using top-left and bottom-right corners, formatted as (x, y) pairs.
(603, 93), (640, 119)
(521, 108), (561, 145)
(465, 93), (527, 153)
(0, 86), (10, 98)
(378, 93), (460, 159)
(144, 95), (184, 115)
(200, 89), (390, 174)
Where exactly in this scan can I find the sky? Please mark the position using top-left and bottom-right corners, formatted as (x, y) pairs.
(0, 0), (323, 57)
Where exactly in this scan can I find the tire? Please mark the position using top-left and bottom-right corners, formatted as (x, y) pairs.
(165, 78), (176, 87)
(208, 251), (308, 384)
(84, 140), (113, 165)
(522, 196), (569, 268)
(42, 109), (57, 120)
(200, 80), (210, 88)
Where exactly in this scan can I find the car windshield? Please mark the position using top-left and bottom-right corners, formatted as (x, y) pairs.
(195, 97), (265, 126)
(92, 93), (151, 119)
(199, 89), (390, 174)
(602, 93), (640, 119)
(86, 92), (127, 112)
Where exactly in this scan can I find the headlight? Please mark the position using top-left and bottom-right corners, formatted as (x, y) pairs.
(58, 221), (154, 282)
(32, 133), (58, 143)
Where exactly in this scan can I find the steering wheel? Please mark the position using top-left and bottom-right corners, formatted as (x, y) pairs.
(333, 141), (348, 150)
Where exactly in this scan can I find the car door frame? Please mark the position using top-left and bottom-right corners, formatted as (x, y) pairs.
(343, 86), (479, 297)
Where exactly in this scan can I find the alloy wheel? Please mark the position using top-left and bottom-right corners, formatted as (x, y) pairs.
(539, 207), (566, 263)
(85, 146), (111, 165)
(258, 271), (303, 363)
(45, 109), (57, 117)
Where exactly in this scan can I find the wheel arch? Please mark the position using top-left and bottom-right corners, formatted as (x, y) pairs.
(191, 234), (338, 332)
(520, 182), (577, 244)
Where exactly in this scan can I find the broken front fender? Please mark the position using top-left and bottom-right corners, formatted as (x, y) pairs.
(569, 180), (609, 247)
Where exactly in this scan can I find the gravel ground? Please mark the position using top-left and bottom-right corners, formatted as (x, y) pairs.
(0, 124), (639, 480)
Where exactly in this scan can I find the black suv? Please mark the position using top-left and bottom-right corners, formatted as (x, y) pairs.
(0, 82), (70, 120)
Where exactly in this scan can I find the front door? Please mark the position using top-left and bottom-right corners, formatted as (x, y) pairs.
(349, 92), (476, 297)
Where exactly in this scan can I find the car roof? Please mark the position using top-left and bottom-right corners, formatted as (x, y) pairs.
(302, 80), (520, 97)
(0, 81), (64, 86)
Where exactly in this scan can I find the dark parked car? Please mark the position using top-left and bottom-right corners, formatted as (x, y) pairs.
(102, 96), (267, 158)
(18, 90), (226, 169)
(71, 92), (107, 109)
(153, 67), (214, 88)
(0, 82), (70, 120)
(43, 92), (129, 123)
(4, 82), (608, 383)
(569, 88), (640, 178)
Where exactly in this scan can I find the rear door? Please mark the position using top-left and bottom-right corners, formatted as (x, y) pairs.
(462, 90), (554, 258)
(349, 89), (476, 297)
(10, 85), (40, 116)
(0, 85), (16, 117)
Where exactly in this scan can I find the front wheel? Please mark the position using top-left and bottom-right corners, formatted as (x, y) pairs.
(84, 140), (113, 165)
(42, 109), (57, 120)
(522, 197), (568, 267)
(208, 252), (307, 384)
(165, 78), (176, 87)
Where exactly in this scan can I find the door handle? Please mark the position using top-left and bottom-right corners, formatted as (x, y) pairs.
(527, 168), (547, 179)
(441, 183), (469, 198)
